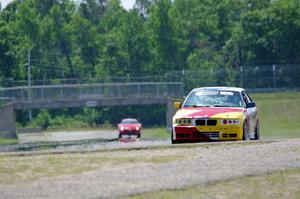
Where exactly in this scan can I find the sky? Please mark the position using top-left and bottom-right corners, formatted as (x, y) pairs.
(0, 0), (135, 10)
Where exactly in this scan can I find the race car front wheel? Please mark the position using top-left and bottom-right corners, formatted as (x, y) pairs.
(254, 122), (260, 140)
(171, 131), (179, 144)
(242, 122), (248, 141)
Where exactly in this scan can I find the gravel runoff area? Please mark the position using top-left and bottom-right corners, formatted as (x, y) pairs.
(1, 139), (300, 199)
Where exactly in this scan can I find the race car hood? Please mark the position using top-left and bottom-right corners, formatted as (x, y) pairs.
(173, 107), (245, 120)
(118, 123), (141, 130)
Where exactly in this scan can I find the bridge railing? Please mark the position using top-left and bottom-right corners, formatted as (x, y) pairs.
(0, 82), (183, 103)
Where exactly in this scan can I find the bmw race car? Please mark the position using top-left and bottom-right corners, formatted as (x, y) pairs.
(172, 87), (259, 144)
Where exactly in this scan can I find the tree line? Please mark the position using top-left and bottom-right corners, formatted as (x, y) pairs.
(1, 0), (299, 84)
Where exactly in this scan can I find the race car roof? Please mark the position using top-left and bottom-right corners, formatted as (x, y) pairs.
(191, 87), (245, 93)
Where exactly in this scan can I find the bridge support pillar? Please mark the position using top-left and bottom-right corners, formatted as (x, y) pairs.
(166, 98), (177, 131)
(0, 104), (17, 139)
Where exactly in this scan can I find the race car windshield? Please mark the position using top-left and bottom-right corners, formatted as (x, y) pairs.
(183, 90), (243, 108)
(121, 119), (139, 124)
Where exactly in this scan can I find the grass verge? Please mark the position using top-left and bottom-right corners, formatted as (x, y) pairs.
(0, 151), (184, 185)
(141, 128), (170, 139)
(252, 92), (300, 139)
(128, 169), (300, 199)
(0, 138), (18, 145)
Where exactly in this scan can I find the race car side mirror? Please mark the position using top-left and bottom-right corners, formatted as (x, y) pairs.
(174, 102), (181, 109)
(246, 102), (256, 108)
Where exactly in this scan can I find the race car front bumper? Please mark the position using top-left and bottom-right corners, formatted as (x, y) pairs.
(173, 124), (243, 141)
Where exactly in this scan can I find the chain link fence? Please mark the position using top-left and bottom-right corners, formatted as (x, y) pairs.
(165, 64), (300, 93)
(0, 76), (169, 87)
(1, 64), (299, 93)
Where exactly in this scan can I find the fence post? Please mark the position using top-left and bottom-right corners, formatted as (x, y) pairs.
(79, 86), (82, 99)
(21, 89), (24, 101)
(165, 82), (168, 96)
(137, 83), (141, 97)
(156, 84), (159, 97)
(60, 85), (63, 98)
(99, 85), (102, 97)
(118, 85), (122, 97)
(273, 64), (276, 88)
(27, 49), (32, 121)
(240, 66), (243, 87)
(180, 82), (184, 97)
(41, 87), (44, 100)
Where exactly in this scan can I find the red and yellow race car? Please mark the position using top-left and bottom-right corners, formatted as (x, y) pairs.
(172, 87), (259, 144)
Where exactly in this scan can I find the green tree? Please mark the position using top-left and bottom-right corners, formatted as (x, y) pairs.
(34, 109), (51, 129)
(65, 13), (99, 78)
(0, 1), (27, 83)
(0, 17), (18, 81)
(78, 0), (107, 25)
(82, 108), (99, 126)
(96, 0), (129, 76)
(135, 0), (153, 17)
(120, 9), (151, 75)
(225, 0), (300, 64)
(37, 1), (75, 79)
(146, 0), (178, 73)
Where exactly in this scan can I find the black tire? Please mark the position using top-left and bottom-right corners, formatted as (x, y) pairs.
(137, 134), (141, 138)
(254, 122), (260, 140)
(118, 134), (122, 139)
(242, 122), (248, 141)
(171, 131), (179, 144)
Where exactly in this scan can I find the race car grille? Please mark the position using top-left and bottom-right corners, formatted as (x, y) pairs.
(195, 119), (217, 126)
(177, 133), (191, 138)
(202, 132), (220, 138)
(222, 133), (237, 138)
(193, 132), (220, 138)
(192, 132), (204, 137)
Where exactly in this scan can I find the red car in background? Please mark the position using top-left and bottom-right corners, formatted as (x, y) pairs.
(118, 118), (142, 138)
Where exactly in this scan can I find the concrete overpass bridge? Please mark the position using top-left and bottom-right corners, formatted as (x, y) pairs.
(0, 82), (183, 136)
(0, 82), (183, 110)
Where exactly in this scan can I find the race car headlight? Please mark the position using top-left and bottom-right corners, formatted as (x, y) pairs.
(120, 126), (125, 131)
(175, 119), (192, 125)
(135, 126), (140, 131)
(221, 119), (240, 125)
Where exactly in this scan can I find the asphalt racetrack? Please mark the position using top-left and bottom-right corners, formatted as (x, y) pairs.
(9, 130), (170, 152)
